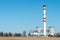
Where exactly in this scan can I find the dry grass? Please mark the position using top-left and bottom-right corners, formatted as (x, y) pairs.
(0, 37), (60, 40)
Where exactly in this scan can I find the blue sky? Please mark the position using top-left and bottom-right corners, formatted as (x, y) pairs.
(0, 0), (60, 33)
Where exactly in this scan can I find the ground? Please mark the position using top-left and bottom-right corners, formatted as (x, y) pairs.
(0, 37), (60, 40)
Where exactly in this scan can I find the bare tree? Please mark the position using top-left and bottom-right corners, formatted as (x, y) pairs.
(4, 32), (9, 37)
(14, 33), (22, 37)
(8, 32), (12, 37)
(55, 33), (60, 37)
(22, 31), (26, 37)
(28, 32), (31, 36)
(0, 32), (3, 37)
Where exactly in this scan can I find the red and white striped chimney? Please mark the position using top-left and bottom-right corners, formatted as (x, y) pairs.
(43, 5), (46, 36)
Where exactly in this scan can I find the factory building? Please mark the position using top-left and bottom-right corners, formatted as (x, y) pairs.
(30, 27), (43, 36)
(29, 26), (55, 37)
(47, 26), (55, 36)
(29, 0), (55, 37)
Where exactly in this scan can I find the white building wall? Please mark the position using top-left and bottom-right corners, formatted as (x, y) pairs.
(48, 26), (55, 36)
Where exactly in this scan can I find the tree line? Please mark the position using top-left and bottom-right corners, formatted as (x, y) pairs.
(0, 31), (26, 37)
(0, 31), (60, 37)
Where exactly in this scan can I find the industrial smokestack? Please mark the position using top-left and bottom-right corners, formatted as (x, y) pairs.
(43, 5), (46, 36)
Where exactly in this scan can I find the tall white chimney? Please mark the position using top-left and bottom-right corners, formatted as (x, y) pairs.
(43, 5), (46, 36)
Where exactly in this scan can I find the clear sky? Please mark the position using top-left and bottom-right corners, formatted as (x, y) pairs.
(0, 0), (60, 33)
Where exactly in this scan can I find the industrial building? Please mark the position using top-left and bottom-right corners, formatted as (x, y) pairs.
(29, 4), (55, 37)
(30, 27), (43, 36)
(47, 26), (55, 36)
(29, 26), (55, 36)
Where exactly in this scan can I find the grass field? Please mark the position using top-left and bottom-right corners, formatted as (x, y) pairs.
(0, 37), (60, 40)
